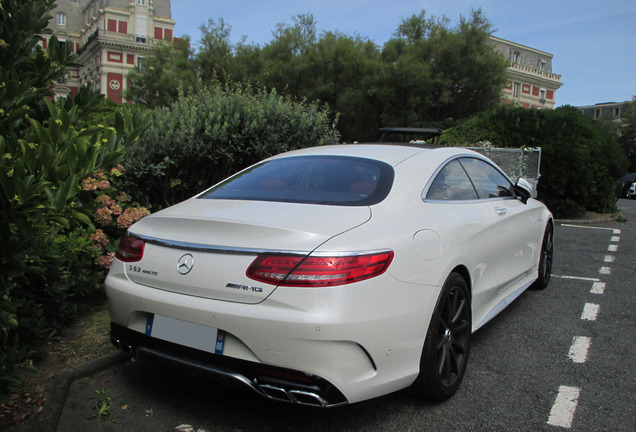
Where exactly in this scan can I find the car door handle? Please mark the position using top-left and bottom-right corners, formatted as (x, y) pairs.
(495, 207), (508, 216)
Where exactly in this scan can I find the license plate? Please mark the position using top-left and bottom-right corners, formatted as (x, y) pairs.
(145, 314), (225, 355)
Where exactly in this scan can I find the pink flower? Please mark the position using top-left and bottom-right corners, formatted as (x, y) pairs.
(95, 195), (113, 208)
(95, 252), (115, 269)
(110, 203), (122, 216)
(94, 207), (113, 226)
(82, 177), (98, 191)
(117, 207), (150, 229)
(118, 192), (130, 202)
(89, 229), (110, 249)
(97, 180), (111, 190)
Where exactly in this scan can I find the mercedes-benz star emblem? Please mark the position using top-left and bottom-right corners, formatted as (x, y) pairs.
(177, 254), (195, 275)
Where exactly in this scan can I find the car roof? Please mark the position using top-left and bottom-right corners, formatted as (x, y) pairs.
(270, 144), (482, 168)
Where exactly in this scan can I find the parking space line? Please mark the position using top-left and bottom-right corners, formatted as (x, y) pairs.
(568, 336), (591, 363)
(548, 386), (581, 428)
(581, 303), (600, 321)
(553, 275), (600, 282)
(590, 282), (606, 294)
(548, 223), (619, 429)
(560, 224), (613, 231)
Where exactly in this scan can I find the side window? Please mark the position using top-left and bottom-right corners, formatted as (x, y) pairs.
(426, 160), (478, 201)
(459, 158), (514, 199)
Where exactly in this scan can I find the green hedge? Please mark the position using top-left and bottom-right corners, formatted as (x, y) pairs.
(119, 83), (341, 208)
(441, 106), (627, 217)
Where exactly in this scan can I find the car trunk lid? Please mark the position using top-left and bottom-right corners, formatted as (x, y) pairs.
(123, 198), (371, 304)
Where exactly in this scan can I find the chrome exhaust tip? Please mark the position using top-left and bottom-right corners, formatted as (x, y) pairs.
(258, 384), (329, 407)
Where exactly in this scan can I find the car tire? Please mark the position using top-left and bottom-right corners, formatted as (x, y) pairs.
(410, 272), (471, 401)
(531, 223), (553, 290)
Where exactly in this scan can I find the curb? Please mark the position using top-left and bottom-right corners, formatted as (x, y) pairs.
(32, 350), (129, 432)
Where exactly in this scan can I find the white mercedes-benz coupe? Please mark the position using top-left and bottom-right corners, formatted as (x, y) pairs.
(106, 144), (553, 407)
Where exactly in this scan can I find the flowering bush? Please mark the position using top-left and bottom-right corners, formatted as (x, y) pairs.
(83, 164), (150, 269)
(117, 207), (150, 230)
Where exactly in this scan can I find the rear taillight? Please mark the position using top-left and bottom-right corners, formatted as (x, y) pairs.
(246, 251), (393, 287)
(115, 234), (145, 262)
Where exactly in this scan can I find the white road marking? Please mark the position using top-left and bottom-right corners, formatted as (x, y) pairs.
(581, 303), (600, 321)
(549, 222), (617, 430)
(560, 224), (620, 233)
(568, 336), (591, 363)
(553, 275), (600, 282)
(591, 281), (606, 294)
(548, 386), (581, 428)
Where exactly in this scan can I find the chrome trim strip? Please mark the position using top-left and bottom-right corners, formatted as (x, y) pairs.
(128, 233), (301, 256)
(128, 233), (392, 258)
(288, 389), (329, 407)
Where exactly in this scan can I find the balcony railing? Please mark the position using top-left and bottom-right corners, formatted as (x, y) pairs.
(508, 62), (562, 82)
(77, 29), (155, 55)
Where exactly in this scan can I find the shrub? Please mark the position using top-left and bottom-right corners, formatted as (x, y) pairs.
(119, 82), (341, 208)
(0, 0), (152, 402)
(441, 106), (627, 217)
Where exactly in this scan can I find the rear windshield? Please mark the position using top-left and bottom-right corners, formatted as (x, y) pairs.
(199, 155), (394, 206)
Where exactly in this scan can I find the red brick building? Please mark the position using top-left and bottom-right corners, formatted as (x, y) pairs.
(45, 0), (175, 103)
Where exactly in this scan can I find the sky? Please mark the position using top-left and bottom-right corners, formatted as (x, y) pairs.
(171, 0), (636, 108)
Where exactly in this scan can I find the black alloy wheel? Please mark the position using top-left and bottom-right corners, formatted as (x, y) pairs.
(532, 223), (553, 290)
(411, 272), (471, 401)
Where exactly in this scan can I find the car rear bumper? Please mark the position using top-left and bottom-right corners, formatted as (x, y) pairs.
(105, 263), (438, 404)
(110, 323), (348, 407)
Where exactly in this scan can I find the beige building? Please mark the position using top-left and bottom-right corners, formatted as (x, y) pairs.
(488, 36), (563, 109)
(45, 0), (175, 103)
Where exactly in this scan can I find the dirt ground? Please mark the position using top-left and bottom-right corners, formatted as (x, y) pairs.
(0, 296), (113, 431)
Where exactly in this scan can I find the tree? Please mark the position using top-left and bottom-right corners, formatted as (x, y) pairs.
(127, 37), (196, 107)
(260, 14), (317, 98)
(196, 18), (235, 85)
(123, 9), (509, 141)
(616, 97), (636, 172)
(304, 32), (381, 141)
(377, 9), (508, 127)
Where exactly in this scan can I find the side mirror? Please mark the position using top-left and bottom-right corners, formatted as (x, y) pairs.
(514, 178), (533, 204)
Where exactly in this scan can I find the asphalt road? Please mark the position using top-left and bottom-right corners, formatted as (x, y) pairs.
(53, 200), (636, 432)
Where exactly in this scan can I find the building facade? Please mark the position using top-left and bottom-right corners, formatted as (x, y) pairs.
(488, 36), (563, 109)
(45, 0), (175, 103)
(578, 101), (627, 121)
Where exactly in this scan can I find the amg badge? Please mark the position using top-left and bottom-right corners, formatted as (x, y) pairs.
(226, 283), (263, 293)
